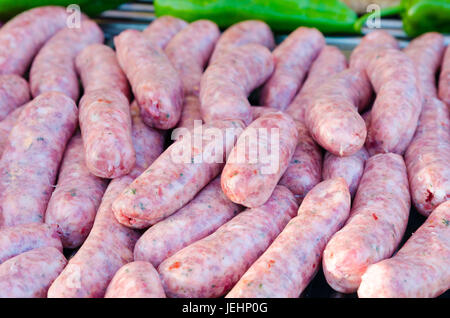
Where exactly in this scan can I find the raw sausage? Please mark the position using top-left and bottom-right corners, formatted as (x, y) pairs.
(134, 177), (242, 267)
(0, 247), (66, 298)
(323, 153), (410, 293)
(297, 46), (348, 97)
(47, 104), (165, 298)
(405, 97), (450, 216)
(159, 185), (298, 298)
(29, 20), (104, 101)
(365, 48), (422, 155)
(0, 6), (69, 75)
(358, 200), (450, 298)
(127, 102), (166, 179)
(79, 89), (135, 178)
(279, 121), (323, 203)
(200, 44), (274, 125)
(47, 178), (139, 298)
(286, 45), (347, 122)
(227, 178), (350, 298)
(210, 20), (275, 64)
(76, 44), (130, 99)
(0, 74), (30, 120)
(142, 15), (187, 49)
(260, 27), (325, 110)
(115, 29), (183, 129)
(403, 33), (449, 217)
(113, 119), (245, 229)
(165, 20), (220, 96)
(349, 30), (398, 70)
(0, 223), (62, 264)
(0, 106), (24, 156)
(45, 132), (108, 248)
(281, 47), (346, 201)
(76, 44), (134, 178)
(440, 46), (450, 105)
(323, 147), (369, 197)
(0, 92), (78, 227)
(403, 32), (444, 98)
(105, 261), (166, 298)
(176, 95), (202, 131)
(304, 69), (371, 156)
(221, 111), (298, 207)
(250, 106), (277, 121)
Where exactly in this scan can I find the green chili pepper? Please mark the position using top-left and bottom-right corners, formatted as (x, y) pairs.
(401, 0), (450, 37)
(355, 0), (450, 37)
(154, 0), (358, 34)
(0, 0), (127, 20)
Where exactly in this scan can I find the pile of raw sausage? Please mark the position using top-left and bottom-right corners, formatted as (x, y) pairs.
(0, 6), (448, 298)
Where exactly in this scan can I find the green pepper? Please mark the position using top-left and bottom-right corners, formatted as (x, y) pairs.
(355, 0), (450, 37)
(0, 0), (127, 21)
(401, 0), (450, 37)
(154, 0), (358, 34)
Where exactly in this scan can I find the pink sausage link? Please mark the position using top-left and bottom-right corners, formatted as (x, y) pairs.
(159, 185), (298, 298)
(323, 147), (369, 198)
(222, 111), (298, 207)
(165, 20), (220, 96)
(227, 178), (350, 298)
(210, 20), (275, 64)
(405, 97), (450, 216)
(0, 74), (30, 121)
(134, 177), (242, 267)
(250, 106), (278, 121)
(286, 45), (347, 123)
(439, 46), (450, 105)
(76, 44), (134, 178)
(113, 120), (245, 229)
(29, 20), (104, 101)
(358, 200), (450, 298)
(142, 15), (187, 49)
(200, 44), (274, 125)
(127, 101), (166, 179)
(403, 34), (448, 217)
(47, 177), (140, 298)
(260, 27), (325, 110)
(279, 120), (323, 204)
(105, 261), (166, 298)
(305, 68), (371, 156)
(0, 223), (62, 264)
(323, 153), (410, 293)
(76, 44), (131, 100)
(115, 29), (183, 129)
(403, 32), (445, 98)
(176, 95), (202, 132)
(0, 247), (66, 298)
(349, 30), (398, 70)
(48, 104), (164, 298)
(0, 106), (24, 156)
(0, 6), (70, 75)
(0, 92), (78, 227)
(44, 132), (108, 248)
(365, 48), (422, 155)
(79, 89), (135, 178)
